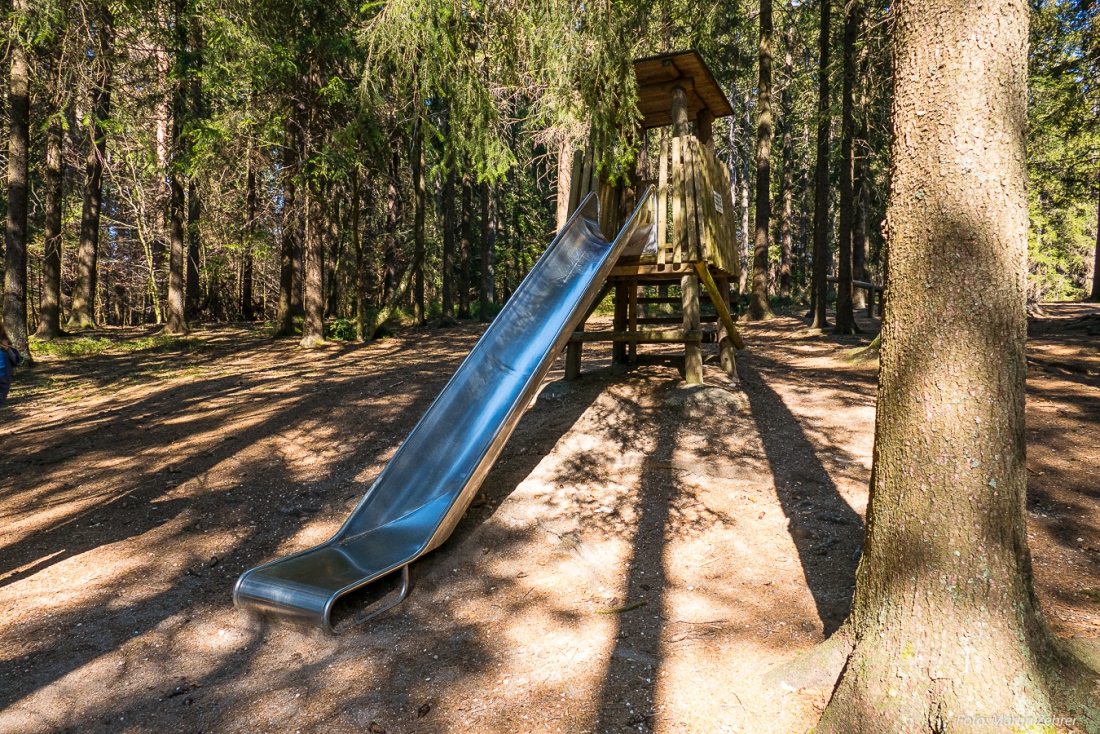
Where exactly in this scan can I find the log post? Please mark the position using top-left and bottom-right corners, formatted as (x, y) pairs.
(671, 85), (703, 384)
(717, 275), (737, 379)
(565, 339), (582, 380)
(613, 279), (628, 364)
(628, 278), (639, 361)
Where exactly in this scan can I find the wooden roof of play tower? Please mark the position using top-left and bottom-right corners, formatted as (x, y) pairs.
(633, 50), (735, 129)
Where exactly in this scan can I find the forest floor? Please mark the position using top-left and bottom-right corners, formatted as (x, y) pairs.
(0, 302), (1098, 734)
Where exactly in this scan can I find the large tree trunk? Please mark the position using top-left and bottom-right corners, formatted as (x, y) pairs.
(748, 0), (775, 321)
(458, 173), (473, 319)
(4, 0), (31, 356)
(412, 125), (426, 324)
(37, 81), (66, 339)
(834, 0), (861, 334)
(816, 0), (1099, 727)
(479, 182), (496, 321)
(68, 3), (114, 331)
(274, 168), (297, 336)
(442, 170), (456, 320)
(809, 0), (831, 329)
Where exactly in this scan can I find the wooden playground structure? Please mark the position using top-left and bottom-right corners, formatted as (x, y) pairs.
(563, 50), (745, 384)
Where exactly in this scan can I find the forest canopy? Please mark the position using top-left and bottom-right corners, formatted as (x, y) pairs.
(0, 0), (1097, 349)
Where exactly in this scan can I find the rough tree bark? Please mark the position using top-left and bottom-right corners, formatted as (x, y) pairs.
(185, 16), (204, 320)
(68, 2), (114, 331)
(739, 94), (752, 296)
(442, 169), (456, 320)
(816, 0), (1100, 727)
(834, 0), (862, 334)
(555, 136), (573, 232)
(809, 0), (831, 329)
(300, 183), (325, 347)
(412, 124), (426, 324)
(274, 161), (297, 336)
(778, 26), (794, 300)
(4, 0), (31, 356)
(480, 182), (496, 321)
(241, 157), (256, 320)
(748, 0), (775, 321)
(458, 172), (473, 319)
(164, 2), (190, 336)
(383, 145), (399, 303)
(1092, 185), (1100, 301)
(37, 103), (66, 340)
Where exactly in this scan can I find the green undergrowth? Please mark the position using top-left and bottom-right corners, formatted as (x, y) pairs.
(30, 333), (205, 360)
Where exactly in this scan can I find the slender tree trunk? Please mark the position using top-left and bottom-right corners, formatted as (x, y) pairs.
(816, 0), (1100, 726)
(739, 95), (752, 296)
(37, 98), (66, 339)
(4, 0), (31, 356)
(852, 146), (868, 310)
(556, 136), (573, 231)
(68, 4), (114, 331)
(834, 0), (861, 334)
(186, 180), (202, 319)
(185, 15), (204, 321)
(479, 182), (496, 320)
(383, 147), (399, 303)
(442, 170), (456, 320)
(165, 7), (189, 337)
(300, 181), (325, 346)
(777, 28), (794, 300)
(1092, 185), (1100, 301)
(458, 172), (473, 318)
(275, 167), (297, 336)
(809, 0), (831, 329)
(799, 123), (810, 290)
(748, 0), (775, 321)
(412, 126), (426, 324)
(353, 172), (368, 341)
(241, 157), (256, 320)
(165, 172), (189, 334)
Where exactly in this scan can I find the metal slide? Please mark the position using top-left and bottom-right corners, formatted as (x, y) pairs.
(234, 188), (654, 634)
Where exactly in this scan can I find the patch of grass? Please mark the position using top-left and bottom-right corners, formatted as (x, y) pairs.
(30, 336), (113, 359)
(29, 333), (205, 361)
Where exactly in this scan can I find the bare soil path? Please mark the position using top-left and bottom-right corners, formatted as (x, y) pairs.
(0, 303), (1096, 733)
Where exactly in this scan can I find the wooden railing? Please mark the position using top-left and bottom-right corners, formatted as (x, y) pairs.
(566, 134), (740, 281)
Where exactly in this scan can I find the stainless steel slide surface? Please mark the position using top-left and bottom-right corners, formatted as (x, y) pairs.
(234, 189), (654, 633)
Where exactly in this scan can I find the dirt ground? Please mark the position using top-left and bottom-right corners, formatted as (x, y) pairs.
(0, 302), (1098, 734)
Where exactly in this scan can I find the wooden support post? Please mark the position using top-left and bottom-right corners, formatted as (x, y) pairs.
(693, 261), (746, 350)
(565, 330), (583, 380)
(866, 289), (875, 319)
(682, 271), (703, 384)
(613, 280), (628, 364)
(716, 275), (737, 378)
(567, 149), (584, 218)
(628, 278), (639, 361)
(697, 109), (715, 155)
(658, 129), (669, 261)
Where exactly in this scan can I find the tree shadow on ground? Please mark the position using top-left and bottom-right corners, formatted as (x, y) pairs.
(739, 358), (865, 636)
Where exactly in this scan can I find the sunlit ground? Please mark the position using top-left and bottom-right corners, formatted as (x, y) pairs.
(0, 304), (1095, 733)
